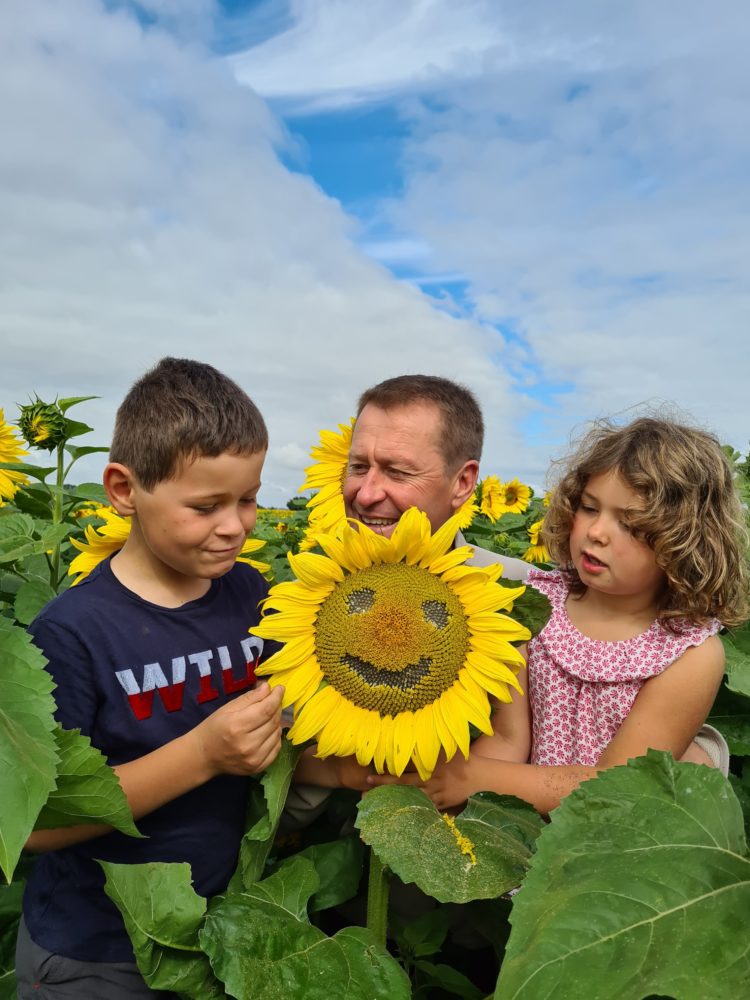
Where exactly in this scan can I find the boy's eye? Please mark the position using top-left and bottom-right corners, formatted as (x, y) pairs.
(193, 504), (217, 514)
(240, 497), (257, 507)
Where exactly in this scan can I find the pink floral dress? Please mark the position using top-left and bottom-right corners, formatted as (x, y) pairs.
(526, 568), (721, 766)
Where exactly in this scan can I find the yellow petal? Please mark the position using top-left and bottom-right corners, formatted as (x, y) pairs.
(355, 709), (382, 767)
(288, 551), (344, 587)
(439, 689), (472, 758)
(414, 705), (441, 776)
(287, 685), (342, 744)
(433, 696), (460, 761)
(392, 711), (418, 776)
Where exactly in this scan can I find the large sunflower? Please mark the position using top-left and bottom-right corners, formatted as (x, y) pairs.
(0, 409), (29, 504)
(251, 507), (530, 779)
(299, 419), (355, 543)
(69, 507), (270, 583)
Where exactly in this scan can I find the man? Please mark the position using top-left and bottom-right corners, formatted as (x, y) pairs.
(343, 374), (529, 578)
(285, 374), (529, 810)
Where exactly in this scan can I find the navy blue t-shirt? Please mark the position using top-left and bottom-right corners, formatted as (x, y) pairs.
(23, 557), (272, 962)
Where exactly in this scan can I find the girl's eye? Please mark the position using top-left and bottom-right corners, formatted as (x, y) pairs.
(579, 503), (596, 513)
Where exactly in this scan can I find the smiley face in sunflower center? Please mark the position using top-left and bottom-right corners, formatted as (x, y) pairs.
(314, 562), (470, 714)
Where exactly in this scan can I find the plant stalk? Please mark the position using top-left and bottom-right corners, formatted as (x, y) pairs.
(366, 848), (391, 948)
(51, 441), (65, 586)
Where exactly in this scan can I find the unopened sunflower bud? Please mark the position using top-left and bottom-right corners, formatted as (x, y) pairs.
(18, 399), (67, 451)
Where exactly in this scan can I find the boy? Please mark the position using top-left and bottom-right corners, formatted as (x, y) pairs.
(16, 358), (284, 999)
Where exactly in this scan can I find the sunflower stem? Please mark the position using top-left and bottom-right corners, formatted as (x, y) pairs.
(50, 440), (65, 586)
(366, 848), (391, 948)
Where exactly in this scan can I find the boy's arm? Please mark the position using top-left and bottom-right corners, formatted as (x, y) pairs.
(293, 746), (373, 791)
(26, 682), (284, 851)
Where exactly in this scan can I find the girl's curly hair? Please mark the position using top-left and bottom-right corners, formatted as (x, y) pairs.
(543, 416), (749, 629)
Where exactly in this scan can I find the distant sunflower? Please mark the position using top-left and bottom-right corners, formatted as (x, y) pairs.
(477, 475), (504, 522)
(251, 507), (530, 779)
(69, 507), (270, 583)
(522, 519), (549, 564)
(299, 419), (355, 545)
(0, 409), (29, 504)
(496, 478), (532, 516)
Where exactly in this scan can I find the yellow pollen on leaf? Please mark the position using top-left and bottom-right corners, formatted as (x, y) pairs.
(441, 812), (477, 866)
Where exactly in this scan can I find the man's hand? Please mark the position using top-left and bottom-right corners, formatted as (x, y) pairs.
(193, 682), (284, 778)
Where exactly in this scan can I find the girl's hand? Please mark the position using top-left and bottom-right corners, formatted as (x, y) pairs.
(368, 755), (474, 811)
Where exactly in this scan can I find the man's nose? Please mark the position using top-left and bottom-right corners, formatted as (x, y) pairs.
(354, 468), (387, 505)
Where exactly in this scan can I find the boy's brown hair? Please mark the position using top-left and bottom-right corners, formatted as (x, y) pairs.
(543, 416), (749, 628)
(110, 357), (267, 489)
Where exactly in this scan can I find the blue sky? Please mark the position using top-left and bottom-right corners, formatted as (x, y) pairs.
(2, 0), (749, 503)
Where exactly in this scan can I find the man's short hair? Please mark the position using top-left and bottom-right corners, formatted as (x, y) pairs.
(356, 374), (483, 469)
(110, 357), (268, 489)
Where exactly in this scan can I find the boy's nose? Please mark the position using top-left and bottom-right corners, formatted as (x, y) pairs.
(216, 508), (246, 538)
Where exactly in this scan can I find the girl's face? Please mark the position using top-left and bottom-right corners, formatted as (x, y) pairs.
(569, 469), (666, 602)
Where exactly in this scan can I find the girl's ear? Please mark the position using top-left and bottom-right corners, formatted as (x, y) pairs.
(451, 459), (479, 510)
(103, 463), (138, 516)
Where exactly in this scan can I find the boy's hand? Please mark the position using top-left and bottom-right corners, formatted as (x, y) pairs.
(194, 682), (284, 778)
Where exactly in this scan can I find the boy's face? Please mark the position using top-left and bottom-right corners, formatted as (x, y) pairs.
(127, 450), (265, 581)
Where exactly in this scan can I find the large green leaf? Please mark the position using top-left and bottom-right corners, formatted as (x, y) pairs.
(101, 861), (225, 999)
(227, 740), (300, 893)
(35, 728), (142, 838)
(288, 835), (365, 913)
(13, 577), (56, 626)
(200, 892), (411, 1000)
(0, 876), (24, 1000)
(0, 622), (58, 882)
(0, 463), (56, 483)
(722, 628), (750, 697)
(355, 786), (543, 903)
(242, 855), (319, 921)
(708, 681), (750, 755)
(497, 752), (750, 999)
(0, 515), (70, 566)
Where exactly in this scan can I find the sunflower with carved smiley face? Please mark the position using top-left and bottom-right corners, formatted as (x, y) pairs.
(251, 507), (530, 779)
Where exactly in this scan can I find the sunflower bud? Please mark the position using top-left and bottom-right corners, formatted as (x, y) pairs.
(18, 399), (67, 451)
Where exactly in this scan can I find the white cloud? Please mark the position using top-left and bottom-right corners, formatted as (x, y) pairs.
(0, 0), (530, 506)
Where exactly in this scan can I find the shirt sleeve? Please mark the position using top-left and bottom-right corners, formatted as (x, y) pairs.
(28, 616), (100, 736)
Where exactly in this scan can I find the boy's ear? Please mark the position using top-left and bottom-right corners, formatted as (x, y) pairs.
(103, 463), (138, 516)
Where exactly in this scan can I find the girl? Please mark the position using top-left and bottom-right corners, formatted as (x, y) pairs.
(372, 416), (749, 814)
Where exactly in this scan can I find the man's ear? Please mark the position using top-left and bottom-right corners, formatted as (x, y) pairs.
(451, 459), (479, 510)
(103, 463), (138, 516)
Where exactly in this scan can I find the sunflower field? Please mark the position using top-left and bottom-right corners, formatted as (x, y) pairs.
(1, 398), (750, 999)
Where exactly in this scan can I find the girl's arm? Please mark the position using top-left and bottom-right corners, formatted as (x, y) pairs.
(371, 637), (726, 815)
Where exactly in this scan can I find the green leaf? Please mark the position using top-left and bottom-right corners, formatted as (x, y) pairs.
(396, 906), (451, 958)
(0, 876), (25, 997)
(414, 959), (484, 1000)
(61, 419), (94, 440)
(227, 740), (300, 893)
(13, 578), (56, 626)
(64, 445), (109, 463)
(722, 628), (750, 697)
(65, 482), (109, 506)
(57, 396), (98, 414)
(0, 462), (56, 482)
(498, 582), (551, 639)
(0, 515), (70, 565)
(708, 682), (750, 755)
(7, 487), (52, 520)
(355, 786), (543, 903)
(35, 728), (142, 838)
(275, 835), (364, 913)
(242, 855), (319, 921)
(200, 893), (411, 1000)
(497, 752), (750, 999)
(0, 622), (58, 882)
(100, 861), (225, 999)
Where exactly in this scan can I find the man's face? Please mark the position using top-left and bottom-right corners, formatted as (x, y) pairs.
(343, 401), (477, 538)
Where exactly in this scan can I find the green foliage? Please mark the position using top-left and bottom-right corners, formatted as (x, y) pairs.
(356, 786), (544, 903)
(497, 752), (750, 999)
